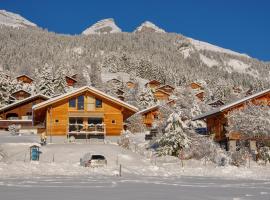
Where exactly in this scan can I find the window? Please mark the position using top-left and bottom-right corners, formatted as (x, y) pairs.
(88, 118), (103, 125)
(112, 120), (116, 124)
(69, 98), (76, 108)
(95, 99), (102, 108)
(77, 96), (84, 110)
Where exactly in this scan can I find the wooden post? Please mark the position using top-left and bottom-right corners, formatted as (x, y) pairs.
(119, 164), (122, 177)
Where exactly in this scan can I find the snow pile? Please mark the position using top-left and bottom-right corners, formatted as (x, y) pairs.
(82, 18), (121, 35)
(134, 21), (165, 33)
(0, 10), (36, 28)
(200, 54), (219, 67)
(188, 37), (249, 58)
(227, 59), (250, 73)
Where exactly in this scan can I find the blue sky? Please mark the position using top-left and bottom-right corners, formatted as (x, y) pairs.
(0, 0), (269, 61)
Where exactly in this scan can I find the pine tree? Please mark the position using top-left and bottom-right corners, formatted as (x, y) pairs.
(35, 63), (55, 96)
(156, 112), (191, 156)
(138, 87), (156, 109)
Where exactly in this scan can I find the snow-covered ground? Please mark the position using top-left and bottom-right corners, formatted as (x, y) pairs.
(1, 132), (270, 199)
(1, 132), (270, 180)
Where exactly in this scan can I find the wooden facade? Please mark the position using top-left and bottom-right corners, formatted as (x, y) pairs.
(154, 89), (170, 102)
(145, 80), (161, 89)
(157, 84), (175, 94)
(126, 81), (135, 89)
(195, 91), (205, 101)
(11, 90), (31, 100)
(16, 74), (34, 84)
(189, 82), (203, 90)
(0, 95), (49, 132)
(138, 105), (160, 128)
(33, 86), (138, 136)
(65, 76), (77, 87)
(193, 89), (270, 149)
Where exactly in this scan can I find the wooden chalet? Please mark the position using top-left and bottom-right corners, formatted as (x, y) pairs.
(11, 89), (31, 100)
(126, 81), (135, 89)
(137, 105), (160, 128)
(65, 76), (77, 87)
(0, 94), (49, 133)
(138, 100), (175, 128)
(154, 89), (170, 102)
(16, 74), (34, 84)
(193, 89), (270, 151)
(195, 91), (205, 101)
(32, 86), (138, 137)
(189, 82), (204, 90)
(157, 84), (175, 94)
(145, 80), (161, 89)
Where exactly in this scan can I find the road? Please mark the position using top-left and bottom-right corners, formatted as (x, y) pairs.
(0, 175), (270, 200)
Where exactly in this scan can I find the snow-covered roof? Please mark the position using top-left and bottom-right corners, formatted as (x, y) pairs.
(65, 75), (77, 82)
(16, 74), (34, 81)
(136, 104), (160, 115)
(155, 89), (171, 96)
(32, 86), (138, 112)
(145, 79), (161, 86)
(193, 88), (270, 120)
(0, 94), (49, 112)
(11, 89), (31, 95)
(158, 84), (175, 90)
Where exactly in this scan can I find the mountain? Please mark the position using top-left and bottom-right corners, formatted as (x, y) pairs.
(0, 11), (269, 104)
(134, 21), (165, 33)
(82, 18), (121, 35)
(0, 10), (36, 28)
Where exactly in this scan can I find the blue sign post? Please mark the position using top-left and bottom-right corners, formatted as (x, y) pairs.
(30, 145), (41, 161)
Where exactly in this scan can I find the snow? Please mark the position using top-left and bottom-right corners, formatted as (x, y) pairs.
(188, 37), (250, 58)
(134, 21), (165, 33)
(200, 54), (219, 67)
(82, 18), (121, 35)
(0, 135), (270, 180)
(0, 10), (36, 28)
(227, 59), (250, 73)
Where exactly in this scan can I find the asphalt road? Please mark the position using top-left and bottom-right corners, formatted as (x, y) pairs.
(0, 175), (269, 200)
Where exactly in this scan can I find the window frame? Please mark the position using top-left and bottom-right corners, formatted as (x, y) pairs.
(95, 98), (102, 108)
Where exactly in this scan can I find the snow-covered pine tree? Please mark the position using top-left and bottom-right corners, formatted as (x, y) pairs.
(227, 104), (270, 138)
(35, 63), (55, 96)
(53, 66), (69, 95)
(138, 87), (156, 109)
(156, 112), (191, 156)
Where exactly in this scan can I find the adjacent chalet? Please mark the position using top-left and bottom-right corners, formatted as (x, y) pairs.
(11, 89), (31, 100)
(126, 81), (135, 89)
(138, 100), (175, 128)
(0, 94), (49, 133)
(193, 89), (270, 150)
(137, 105), (160, 128)
(157, 84), (175, 94)
(145, 80), (161, 89)
(32, 86), (138, 137)
(16, 74), (34, 84)
(154, 89), (170, 102)
(195, 91), (205, 101)
(189, 82), (204, 90)
(65, 76), (78, 87)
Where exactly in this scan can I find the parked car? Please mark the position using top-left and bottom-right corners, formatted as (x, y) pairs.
(80, 153), (107, 167)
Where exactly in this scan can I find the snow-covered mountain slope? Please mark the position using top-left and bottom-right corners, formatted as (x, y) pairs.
(82, 18), (121, 35)
(188, 37), (249, 58)
(134, 21), (165, 33)
(0, 10), (36, 28)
